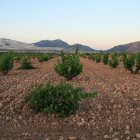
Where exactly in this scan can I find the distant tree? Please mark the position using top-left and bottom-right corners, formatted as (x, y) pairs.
(108, 53), (119, 68)
(0, 53), (13, 75)
(102, 54), (109, 65)
(135, 52), (140, 74)
(123, 55), (135, 73)
(55, 50), (83, 80)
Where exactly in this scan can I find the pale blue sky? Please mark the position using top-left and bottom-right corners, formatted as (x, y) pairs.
(0, 0), (140, 50)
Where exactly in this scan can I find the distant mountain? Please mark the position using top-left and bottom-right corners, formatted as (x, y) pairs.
(33, 39), (95, 52)
(0, 38), (70, 52)
(1, 38), (140, 53)
(0, 38), (96, 52)
(108, 41), (140, 52)
(33, 39), (71, 50)
(0, 38), (37, 50)
(71, 44), (95, 52)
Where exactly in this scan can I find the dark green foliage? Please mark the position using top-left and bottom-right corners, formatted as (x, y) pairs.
(88, 55), (92, 60)
(91, 55), (95, 61)
(0, 53), (13, 75)
(55, 51), (83, 80)
(108, 53), (119, 68)
(122, 53), (127, 66)
(26, 83), (97, 117)
(88, 54), (95, 61)
(15, 55), (21, 62)
(123, 55), (135, 73)
(83, 55), (87, 58)
(80, 54), (87, 58)
(122, 53), (127, 62)
(38, 53), (52, 62)
(102, 54), (109, 65)
(135, 52), (140, 73)
(95, 54), (101, 63)
(19, 58), (34, 70)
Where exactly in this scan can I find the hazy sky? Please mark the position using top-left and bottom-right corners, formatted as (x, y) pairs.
(0, 0), (140, 50)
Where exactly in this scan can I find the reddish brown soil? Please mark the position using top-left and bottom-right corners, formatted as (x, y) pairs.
(0, 57), (140, 140)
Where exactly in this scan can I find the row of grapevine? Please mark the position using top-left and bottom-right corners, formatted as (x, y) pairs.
(83, 52), (140, 74)
(0, 52), (96, 118)
(84, 53), (119, 68)
(122, 52), (140, 74)
(26, 51), (96, 117)
(0, 53), (56, 75)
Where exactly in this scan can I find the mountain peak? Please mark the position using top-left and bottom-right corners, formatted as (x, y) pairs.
(33, 39), (70, 49)
(33, 39), (95, 52)
(71, 43), (95, 52)
(0, 38), (36, 50)
(108, 41), (140, 52)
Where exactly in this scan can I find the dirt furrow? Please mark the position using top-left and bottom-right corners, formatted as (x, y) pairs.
(0, 57), (140, 139)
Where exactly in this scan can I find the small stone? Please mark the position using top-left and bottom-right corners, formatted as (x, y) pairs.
(24, 133), (30, 137)
(113, 104), (117, 108)
(126, 136), (130, 140)
(133, 98), (138, 101)
(125, 130), (131, 135)
(58, 136), (64, 140)
(81, 118), (85, 122)
(77, 121), (85, 126)
(38, 133), (42, 137)
(113, 132), (119, 136)
(52, 122), (59, 127)
(45, 138), (50, 140)
(18, 116), (22, 120)
(109, 127), (113, 132)
(97, 104), (103, 111)
(69, 137), (77, 140)
(113, 138), (119, 140)
(132, 66), (137, 73)
(126, 125), (131, 130)
(136, 133), (140, 138)
(23, 120), (27, 125)
(0, 102), (2, 108)
(103, 135), (109, 139)
(6, 116), (10, 121)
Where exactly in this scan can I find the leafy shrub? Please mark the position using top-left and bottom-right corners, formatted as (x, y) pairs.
(0, 53), (13, 75)
(122, 53), (127, 62)
(88, 55), (92, 60)
(102, 54), (109, 65)
(86, 54), (93, 60)
(38, 53), (52, 62)
(15, 55), (21, 62)
(108, 53), (119, 68)
(19, 58), (34, 70)
(123, 55), (135, 73)
(26, 83), (97, 117)
(83, 55), (88, 58)
(95, 54), (101, 63)
(55, 51), (83, 80)
(90, 55), (95, 61)
(135, 52), (140, 73)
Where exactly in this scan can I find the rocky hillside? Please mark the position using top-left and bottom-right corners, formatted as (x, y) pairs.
(0, 38), (96, 52)
(0, 38), (63, 53)
(2, 38), (140, 53)
(33, 39), (70, 50)
(108, 41), (140, 52)
(0, 38), (37, 50)
(71, 44), (95, 52)
(33, 39), (95, 52)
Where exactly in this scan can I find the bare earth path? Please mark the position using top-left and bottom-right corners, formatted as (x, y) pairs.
(0, 57), (140, 140)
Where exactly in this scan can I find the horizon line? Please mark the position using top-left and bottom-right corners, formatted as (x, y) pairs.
(0, 37), (140, 51)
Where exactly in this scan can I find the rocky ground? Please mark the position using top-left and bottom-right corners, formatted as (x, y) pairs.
(0, 57), (140, 140)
